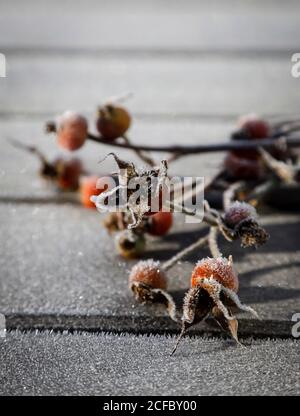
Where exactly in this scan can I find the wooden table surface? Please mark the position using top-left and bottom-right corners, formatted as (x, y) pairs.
(0, 0), (299, 396)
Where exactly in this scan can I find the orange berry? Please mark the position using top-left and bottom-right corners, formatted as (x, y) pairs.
(129, 260), (167, 290)
(191, 257), (238, 292)
(80, 176), (107, 209)
(96, 104), (131, 140)
(57, 111), (88, 151)
(148, 212), (173, 236)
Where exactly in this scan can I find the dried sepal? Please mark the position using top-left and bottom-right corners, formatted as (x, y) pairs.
(92, 154), (169, 229)
(171, 256), (259, 355)
(170, 287), (212, 356)
(182, 287), (213, 325)
(211, 306), (241, 345)
(237, 218), (269, 248)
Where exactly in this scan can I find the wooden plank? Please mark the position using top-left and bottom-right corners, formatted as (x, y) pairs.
(1, 1), (300, 51)
(0, 332), (299, 395)
(1, 55), (299, 116)
(0, 202), (299, 335)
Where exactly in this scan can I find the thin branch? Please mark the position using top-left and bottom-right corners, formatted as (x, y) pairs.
(87, 132), (300, 154)
(208, 227), (222, 258)
(122, 134), (156, 167)
(223, 181), (245, 211)
(162, 235), (208, 271)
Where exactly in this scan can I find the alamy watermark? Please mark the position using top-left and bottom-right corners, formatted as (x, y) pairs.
(92, 173), (205, 224)
(291, 53), (300, 78)
(0, 53), (6, 77)
(291, 313), (300, 338)
(0, 313), (6, 338)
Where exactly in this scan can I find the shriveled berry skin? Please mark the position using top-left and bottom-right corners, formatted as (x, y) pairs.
(129, 260), (167, 290)
(80, 176), (105, 209)
(116, 231), (146, 259)
(96, 104), (131, 140)
(57, 111), (88, 151)
(224, 151), (265, 180)
(191, 257), (239, 292)
(148, 212), (173, 236)
(223, 201), (257, 228)
(54, 158), (82, 190)
(238, 114), (270, 139)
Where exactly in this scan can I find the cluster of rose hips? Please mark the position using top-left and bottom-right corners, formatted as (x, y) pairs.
(104, 211), (173, 258)
(224, 113), (298, 181)
(41, 104), (299, 213)
(43, 100), (133, 204)
(128, 200), (264, 355)
(15, 99), (290, 352)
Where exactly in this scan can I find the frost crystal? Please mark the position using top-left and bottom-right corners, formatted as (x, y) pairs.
(224, 201), (257, 227)
(194, 256), (238, 292)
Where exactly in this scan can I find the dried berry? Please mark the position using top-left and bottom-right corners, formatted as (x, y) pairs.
(222, 201), (269, 248)
(116, 230), (146, 258)
(53, 157), (82, 191)
(96, 104), (131, 141)
(223, 201), (257, 228)
(57, 111), (88, 151)
(147, 211), (173, 236)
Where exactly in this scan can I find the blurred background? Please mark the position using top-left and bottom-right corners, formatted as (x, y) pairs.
(1, 0), (300, 196)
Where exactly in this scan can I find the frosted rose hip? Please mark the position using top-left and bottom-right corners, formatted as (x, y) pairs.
(57, 111), (88, 151)
(191, 257), (239, 292)
(129, 260), (167, 290)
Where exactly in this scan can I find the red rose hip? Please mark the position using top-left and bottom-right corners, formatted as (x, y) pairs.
(148, 212), (173, 236)
(191, 256), (239, 293)
(57, 111), (88, 151)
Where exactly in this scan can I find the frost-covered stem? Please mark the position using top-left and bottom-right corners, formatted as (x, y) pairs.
(166, 201), (218, 227)
(223, 181), (245, 211)
(162, 235), (208, 271)
(258, 147), (295, 184)
(208, 226), (222, 258)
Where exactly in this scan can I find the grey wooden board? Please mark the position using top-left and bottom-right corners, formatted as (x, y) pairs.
(1, 54), (299, 116)
(0, 331), (299, 395)
(0, 203), (299, 336)
(1, 0), (300, 51)
(0, 119), (226, 199)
